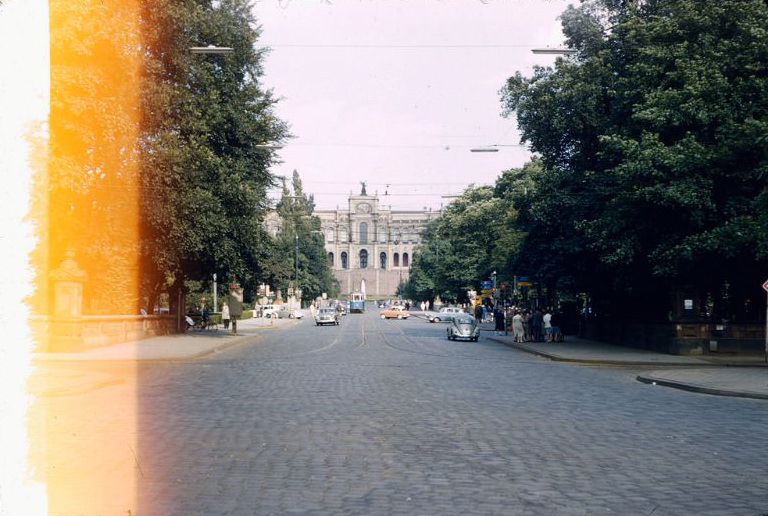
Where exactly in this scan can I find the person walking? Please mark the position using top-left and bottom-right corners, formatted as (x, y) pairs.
(524, 310), (533, 342)
(512, 311), (524, 342)
(221, 302), (230, 330)
(543, 308), (553, 342)
(532, 308), (543, 342)
(494, 306), (505, 336)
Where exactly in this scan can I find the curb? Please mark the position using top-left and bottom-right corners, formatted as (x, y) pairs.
(32, 318), (303, 363)
(177, 332), (258, 361)
(487, 337), (720, 367)
(32, 334), (256, 363)
(637, 374), (768, 401)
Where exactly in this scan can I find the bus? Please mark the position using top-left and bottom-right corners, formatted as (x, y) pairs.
(349, 291), (366, 313)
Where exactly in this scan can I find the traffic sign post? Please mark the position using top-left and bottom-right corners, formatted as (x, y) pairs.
(763, 279), (768, 363)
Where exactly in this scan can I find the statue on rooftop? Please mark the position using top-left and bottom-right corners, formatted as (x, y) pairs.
(360, 181), (367, 196)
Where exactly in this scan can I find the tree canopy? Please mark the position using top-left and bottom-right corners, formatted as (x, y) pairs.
(270, 171), (338, 304)
(406, 0), (768, 322)
(499, 0), (768, 319)
(404, 184), (523, 304)
(139, 0), (288, 310)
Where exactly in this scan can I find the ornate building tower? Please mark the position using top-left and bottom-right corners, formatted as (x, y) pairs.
(314, 184), (440, 297)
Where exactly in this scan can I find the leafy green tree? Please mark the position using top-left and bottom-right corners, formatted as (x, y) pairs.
(271, 171), (338, 304)
(406, 185), (523, 303)
(139, 0), (288, 312)
(501, 0), (768, 319)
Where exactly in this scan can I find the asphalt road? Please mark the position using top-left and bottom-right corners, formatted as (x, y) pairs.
(40, 308), (768, 515)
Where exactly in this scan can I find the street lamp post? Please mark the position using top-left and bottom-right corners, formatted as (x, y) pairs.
(492, 270), (498, 306)
(186, 43), (234, 330)
(213, 273), (217, 313)
(294, 233), (299, 305)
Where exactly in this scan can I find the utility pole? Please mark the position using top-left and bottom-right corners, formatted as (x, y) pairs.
(213, 273), (217, 313)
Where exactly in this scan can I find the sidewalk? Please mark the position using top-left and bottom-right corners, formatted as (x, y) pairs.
(33, 314), (300, 362)
(487, 331), (768, 400)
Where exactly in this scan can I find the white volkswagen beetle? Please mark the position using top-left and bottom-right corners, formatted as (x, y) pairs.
(446, 314), (480, 341)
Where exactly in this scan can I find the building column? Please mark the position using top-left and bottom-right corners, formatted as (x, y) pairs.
(49, 248), (87, 351)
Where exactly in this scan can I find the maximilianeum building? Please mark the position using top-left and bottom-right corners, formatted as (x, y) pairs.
(265, 186), (440, 297)
(315, 187), (440, 296)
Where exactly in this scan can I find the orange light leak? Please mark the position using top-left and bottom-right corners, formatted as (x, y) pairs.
(28, 0), (144, 513)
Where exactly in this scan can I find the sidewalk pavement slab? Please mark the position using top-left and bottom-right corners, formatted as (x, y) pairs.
(637, 368), (768, 400)
(32, 313), (301, 362)
(487, 334), (715, 366)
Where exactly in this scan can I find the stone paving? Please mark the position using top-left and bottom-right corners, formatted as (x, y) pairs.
(33, 310), (768, 515)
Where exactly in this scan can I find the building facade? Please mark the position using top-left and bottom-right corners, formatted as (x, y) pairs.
(314, 190), (440, 297)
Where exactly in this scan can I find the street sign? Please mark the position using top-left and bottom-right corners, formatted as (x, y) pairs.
(764, 279), (768, 363)
(517, 282), (533, 287)
(228, 288), (243, 317)
(481, 280), (493, 289)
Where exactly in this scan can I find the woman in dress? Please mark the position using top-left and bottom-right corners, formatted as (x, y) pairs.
(221, 302), (231, 329)
(512, 311), (525, 343)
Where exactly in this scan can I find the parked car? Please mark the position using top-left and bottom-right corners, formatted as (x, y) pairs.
(315, 307), (340, 326)
(427, 306), (464, 323)
(277, 308), (303, 319)
(261, 305), (279, 318)
(380, 305), (410, 320)
(447, 314), (480, 341)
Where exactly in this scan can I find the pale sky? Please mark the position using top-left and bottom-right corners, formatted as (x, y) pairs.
(252, 0), (572, 211)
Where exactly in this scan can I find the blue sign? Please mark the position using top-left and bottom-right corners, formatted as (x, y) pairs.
(481, 281), (493, 289)
(517, 276), (531, 282)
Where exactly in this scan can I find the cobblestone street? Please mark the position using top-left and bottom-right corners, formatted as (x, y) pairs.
(38, 311), (768, 515)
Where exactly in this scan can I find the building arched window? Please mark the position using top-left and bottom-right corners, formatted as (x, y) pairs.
(359, 222), (368, 244)
(341, 252), (348, 269)
(328, 252), (334, 266)
(403, 252), (409, 267)
(340, 229), (348, 243)
(380, 252), (387, 269)
(359, 249), (368, 269)
(379, 229), (387, 243)
(393, 253), (400, 267)
(326, 229), (335, 243)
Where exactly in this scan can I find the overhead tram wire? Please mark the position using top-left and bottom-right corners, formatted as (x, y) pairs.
(258, 43), (552, 50)
(279, 142), (526, 149)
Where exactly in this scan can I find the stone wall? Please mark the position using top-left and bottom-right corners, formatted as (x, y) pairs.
(33, 314), (177, 352)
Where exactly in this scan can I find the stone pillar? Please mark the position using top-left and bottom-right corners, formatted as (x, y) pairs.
(49, 249), (87, 351)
